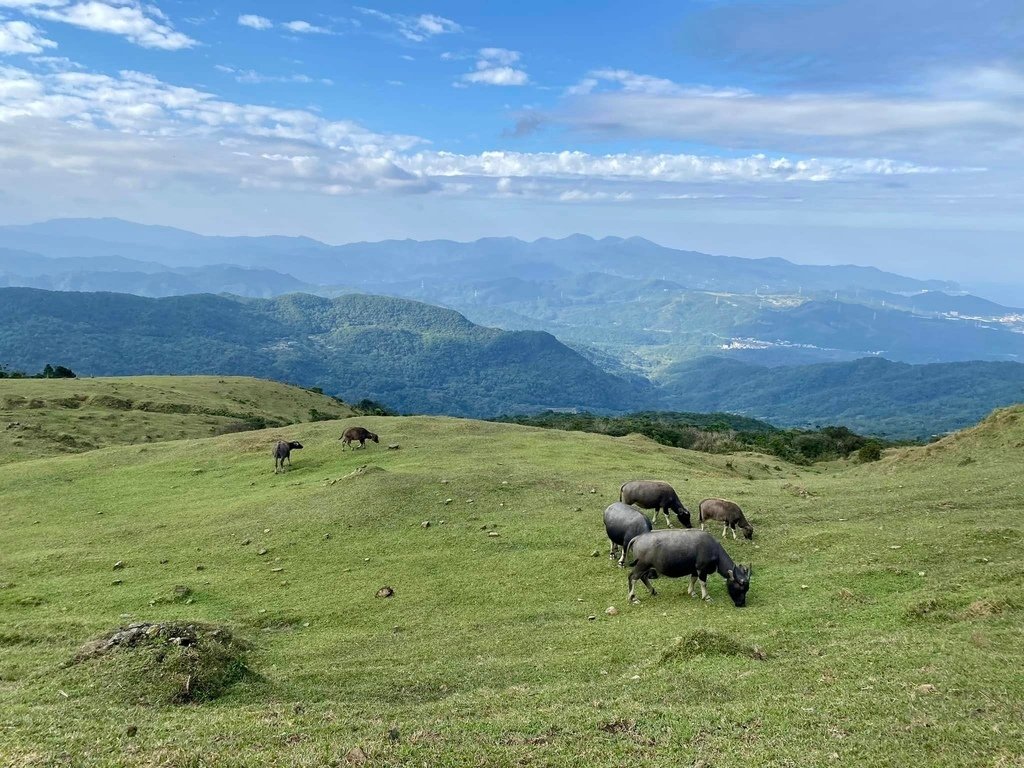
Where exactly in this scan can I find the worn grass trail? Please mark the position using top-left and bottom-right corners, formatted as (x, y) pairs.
(1, 406), (1022, 767)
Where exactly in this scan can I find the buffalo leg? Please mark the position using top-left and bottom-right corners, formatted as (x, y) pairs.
(687, 575), (698, 598)
(723, 525), (728, 539)
(664, 508), (674, 528)
(640, 573), (657, 596)
(698, 576), (711, 602)
(609, 540), (617, 560)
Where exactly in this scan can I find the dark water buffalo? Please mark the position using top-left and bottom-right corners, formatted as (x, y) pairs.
(340, 426), (379, 449)
(273, 440), (303, 473)
(625, 529), (751, 607)
(603, 502), (653, 567)
(699, 498), (754, 540)
(619, 480), (692, 528)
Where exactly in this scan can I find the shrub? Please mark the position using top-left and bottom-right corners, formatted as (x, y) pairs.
(858, 442), (884, 462)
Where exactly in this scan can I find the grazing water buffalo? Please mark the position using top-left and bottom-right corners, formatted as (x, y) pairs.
(340, 426), (379, 450)
(699, 498), (754, 540)
(619, 480), (693, 528)
(273, 440), (303, 473)
(603, 502), (653, 567)
(625, 529), (751, 607)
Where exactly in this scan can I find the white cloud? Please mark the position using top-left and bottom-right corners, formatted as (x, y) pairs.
(0, 60), (982, 210)
(237, 13), (271, 30)
(7, 0), (196, 50)
(283, 19), (329, 34)
(459, 48), (528, 87)
(355, 7), (460, 42)
(554, 68), (1024, 164)
(216, 64), (332, 86)
(0, 20), (56, 54)
(477, 47), (519, 66)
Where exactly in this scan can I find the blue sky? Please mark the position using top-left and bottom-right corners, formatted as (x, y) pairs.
(0, 0), (1020, 283)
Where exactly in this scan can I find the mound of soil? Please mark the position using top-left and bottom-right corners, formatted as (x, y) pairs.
(72, 621), (250, 704)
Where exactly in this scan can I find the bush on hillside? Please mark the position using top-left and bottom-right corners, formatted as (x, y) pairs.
(858, 442), (884, 462)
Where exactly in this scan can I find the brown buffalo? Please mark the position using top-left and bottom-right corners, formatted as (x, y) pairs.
(340, 426), (379, 450)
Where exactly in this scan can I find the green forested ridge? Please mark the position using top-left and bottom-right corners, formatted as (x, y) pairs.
(2, 287), (1023, 437)
(0, 288), (645, 418)
(656, 356), (1024, 438)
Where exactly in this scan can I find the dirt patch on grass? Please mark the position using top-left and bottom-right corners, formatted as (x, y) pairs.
(905, 597), (955, 620)
(660, 629), (766, 662)
(962, 598), (1013, 619)
(71, 621), (250, 705)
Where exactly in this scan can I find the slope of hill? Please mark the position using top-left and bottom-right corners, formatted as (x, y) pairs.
(0, 288), (646, 417)
(0, 376), (353, 464)
(1, 410), (1021, 766)
(657, 356), (1024, 437)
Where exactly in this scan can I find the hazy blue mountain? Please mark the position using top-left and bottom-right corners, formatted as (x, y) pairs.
(0, 288), (646, 417)
(0, 219), (956, 294)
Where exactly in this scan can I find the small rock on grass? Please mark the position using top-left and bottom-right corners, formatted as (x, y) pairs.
(376, 586), (394, 599)
(591, 550), (600, 557)
(113, 561), (125, 571)
(345, 747), (367, 765)
(241, 539), (251, 546)
(605, 606), (619, 616)
(257, 549), (269, 556)
(587, 615), (597, 621)
(488, 531), (500, 537)
(421, 521), (431, 528)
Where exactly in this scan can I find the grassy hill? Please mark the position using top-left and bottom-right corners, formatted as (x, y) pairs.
(0, 376), (353, 465)
(1, 400), (1021, 765)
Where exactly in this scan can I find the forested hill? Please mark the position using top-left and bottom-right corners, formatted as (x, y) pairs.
(0, 288), (647, 417)
(656, 356), (1024, 438)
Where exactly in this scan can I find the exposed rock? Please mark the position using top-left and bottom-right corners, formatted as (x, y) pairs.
(591, 550), (600, 557)
(488, 531), (500, 537)
(444, 498), (453, 505)
(387, 444), (400, 450)
(605, 606), (619, 616)
(113, 561), (125, 570)
(111, 579), (123, 586)
(421, 521), (431, 528)
(376, 586), (395, 599)
(257, 549), (269, 556)
(271, 567), (284, 573)
(587, 615), (597, 621)
(241, 539), (251, 546)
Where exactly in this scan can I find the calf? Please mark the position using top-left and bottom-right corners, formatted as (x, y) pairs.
(620, 480), (693, 528)
(340, 426), (379, 450)
(603, 502), (653, 567)
(625, 529), (751, 607)
(699, 498), (754, 540)
(273, 440), (303, 473)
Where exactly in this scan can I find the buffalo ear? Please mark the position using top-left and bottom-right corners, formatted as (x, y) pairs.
(726, 569), (735, 582)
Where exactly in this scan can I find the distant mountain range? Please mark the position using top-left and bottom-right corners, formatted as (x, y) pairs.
(4, 218), (1022, 371)
(2, 287), (1022, 438)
